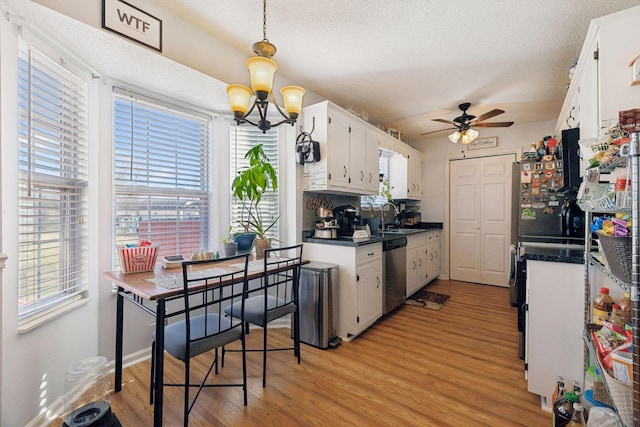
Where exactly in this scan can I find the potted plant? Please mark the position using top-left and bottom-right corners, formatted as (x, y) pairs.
(221, 226), (238, 257)
(231, 143), (279, 255)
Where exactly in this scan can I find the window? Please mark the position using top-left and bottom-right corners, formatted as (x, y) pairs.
(17, 41), (89, 319)
(113, 88), (211, 261)
(361, 148), (390, 210)
(230, 126), (279, 241)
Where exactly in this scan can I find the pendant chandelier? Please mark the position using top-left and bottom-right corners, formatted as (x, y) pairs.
(227, 0), (305, 133)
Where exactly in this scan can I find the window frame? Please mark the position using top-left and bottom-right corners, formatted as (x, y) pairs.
(112, 87), (213, 263)
(16, 39), (90, 323)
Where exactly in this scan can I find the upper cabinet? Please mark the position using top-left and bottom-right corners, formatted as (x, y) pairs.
(302, 101), (379, 195)
(555, 6), (640, 139)
(387, 142), (423, 201)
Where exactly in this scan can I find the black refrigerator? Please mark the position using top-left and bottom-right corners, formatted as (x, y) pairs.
(512, 127), (584, 360)
(514, 128), (584, 246)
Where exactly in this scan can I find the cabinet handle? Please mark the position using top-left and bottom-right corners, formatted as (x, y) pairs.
(430, 253), (434, 261)
(412, 260), (416, 270)
(377, 276), (380, 288)
(368, 172), (372, 183)
(418, 259), (422, 267)
(361, 170), (365, 181)
(343, 166), (347, 177)
(368, 252), (374, 256)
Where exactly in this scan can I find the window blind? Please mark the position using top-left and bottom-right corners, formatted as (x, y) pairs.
(113, 89), (211, 261)
(230, 126), (279, 242)
(17, 41), (89, 319)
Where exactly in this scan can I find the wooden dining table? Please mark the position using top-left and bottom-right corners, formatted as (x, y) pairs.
(103, 255), (307, 427)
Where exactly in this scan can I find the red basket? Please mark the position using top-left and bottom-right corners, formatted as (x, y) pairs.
(117, 244), (159, 274)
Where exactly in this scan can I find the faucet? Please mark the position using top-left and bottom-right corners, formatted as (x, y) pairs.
(380, 202), (400, 230)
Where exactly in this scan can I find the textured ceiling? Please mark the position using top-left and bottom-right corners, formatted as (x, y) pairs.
(152, 0), (640, 140)
(6, 0), (640, 141)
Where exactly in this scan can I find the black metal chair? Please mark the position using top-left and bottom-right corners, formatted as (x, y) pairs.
(223, 244), (303, 387)
(149, 254), (249, 426)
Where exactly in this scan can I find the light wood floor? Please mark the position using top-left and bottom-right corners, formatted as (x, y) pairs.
(106, 279), (551, 426)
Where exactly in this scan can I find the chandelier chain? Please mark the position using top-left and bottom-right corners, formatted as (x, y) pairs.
(262, 0), (268, 42)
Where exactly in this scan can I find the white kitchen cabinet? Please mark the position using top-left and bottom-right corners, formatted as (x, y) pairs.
(525, 260), (584, 410)
(406, 233), (427, 297)
(555, 6), (640, 138)
(425, 230), (441, 283)
(407, 149), (423, 199)
(364, 128), (382, 194)
(356, 245), (383, 331)
(302, 101), (379, 195)
(388, 144), (423, 201)
(303, 242), (383, 340)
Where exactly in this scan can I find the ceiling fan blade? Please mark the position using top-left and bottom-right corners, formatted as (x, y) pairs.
(420, 127), (456, 136)
(472, 109), (505, 123)
(432, 118), (456, 125)
(474, 121), (514, 128)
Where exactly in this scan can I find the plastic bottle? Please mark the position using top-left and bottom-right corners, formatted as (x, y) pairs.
(592, 287), (613, 325)
(566, 402), (586, 426)
(608, 304), (625, 330)
(553, 391), (579, 427)
(552, 376), (565, 405)
(618, 292), (632, 325)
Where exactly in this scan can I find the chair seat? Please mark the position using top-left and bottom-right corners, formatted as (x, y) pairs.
(156, 314), (242, 362)
(225, 295), (296, 327)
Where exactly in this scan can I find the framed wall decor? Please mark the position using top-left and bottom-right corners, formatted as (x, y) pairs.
(468, 136), (498, 150)
(630, 54), (640, 86)
(102, 0), (162, 52)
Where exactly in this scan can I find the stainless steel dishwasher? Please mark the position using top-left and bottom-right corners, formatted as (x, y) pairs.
(382, 236), (407, 314)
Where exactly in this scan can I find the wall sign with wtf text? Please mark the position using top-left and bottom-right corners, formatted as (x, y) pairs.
(102, 0), (162, 51)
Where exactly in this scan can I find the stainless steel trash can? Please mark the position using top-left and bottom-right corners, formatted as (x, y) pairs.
(299, 261), (341, 349)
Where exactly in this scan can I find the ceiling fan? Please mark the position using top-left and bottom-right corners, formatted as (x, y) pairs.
(422, 102), (514, 143)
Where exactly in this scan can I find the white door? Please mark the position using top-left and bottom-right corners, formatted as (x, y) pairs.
(449, 154), (515, 286)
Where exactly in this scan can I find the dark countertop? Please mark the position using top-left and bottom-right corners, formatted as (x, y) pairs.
(521, 246), (585, 264)
(302, 222), (443, 247)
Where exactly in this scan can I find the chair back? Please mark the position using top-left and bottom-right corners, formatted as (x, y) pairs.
(260, 244), (303, 316)
(177, 254), (249, 359)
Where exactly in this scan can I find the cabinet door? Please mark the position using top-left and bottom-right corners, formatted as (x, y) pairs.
(416, 244), (428, 288)
(578, 35), (599, 141)
(357, 259), (382, 331)
(349, 121), (367, 191)
(431, 231), (441, 279)
(406, 247), (418, 297)
(364, 130), (380, 194)
(328, 108), (350, 189)
(412, 152), (423, 199)
(526, 260), (584, 408)
(389, 151), (409, 200)
(356, 245), (382, 332)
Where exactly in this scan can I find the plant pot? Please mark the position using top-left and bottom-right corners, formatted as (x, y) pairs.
(222, 242), (238, 257)
(254, 238), (272, 258)
(234, 233), (257, 252)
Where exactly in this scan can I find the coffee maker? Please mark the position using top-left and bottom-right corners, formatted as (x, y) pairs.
(333, 205), (361, 237)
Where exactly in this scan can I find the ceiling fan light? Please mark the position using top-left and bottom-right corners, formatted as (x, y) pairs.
(461, 128), (479, 144)
(448, 131), (462, 143)
(280, 85), (306, 116)
(246, 56), (277, 94)
(226, 84), (253, 115)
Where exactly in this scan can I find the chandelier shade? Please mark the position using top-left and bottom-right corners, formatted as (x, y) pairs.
(449, 128), (479, 144)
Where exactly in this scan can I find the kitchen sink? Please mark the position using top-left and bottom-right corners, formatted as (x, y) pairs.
(378, 228), (422, 235)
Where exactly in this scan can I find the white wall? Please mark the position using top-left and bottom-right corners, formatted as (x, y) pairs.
(414, 119), (556, 280)
(414, 119), (557, 222)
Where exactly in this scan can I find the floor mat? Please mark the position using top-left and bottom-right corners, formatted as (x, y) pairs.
(405, 289), (450, 310)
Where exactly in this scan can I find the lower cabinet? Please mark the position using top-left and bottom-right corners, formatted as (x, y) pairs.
(406, 233), (427, 297)
(525, 259), (584, 409)
(426, 230), (441, 284)
(406, 230), (441, 298)
(303, 242), (382, 340)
